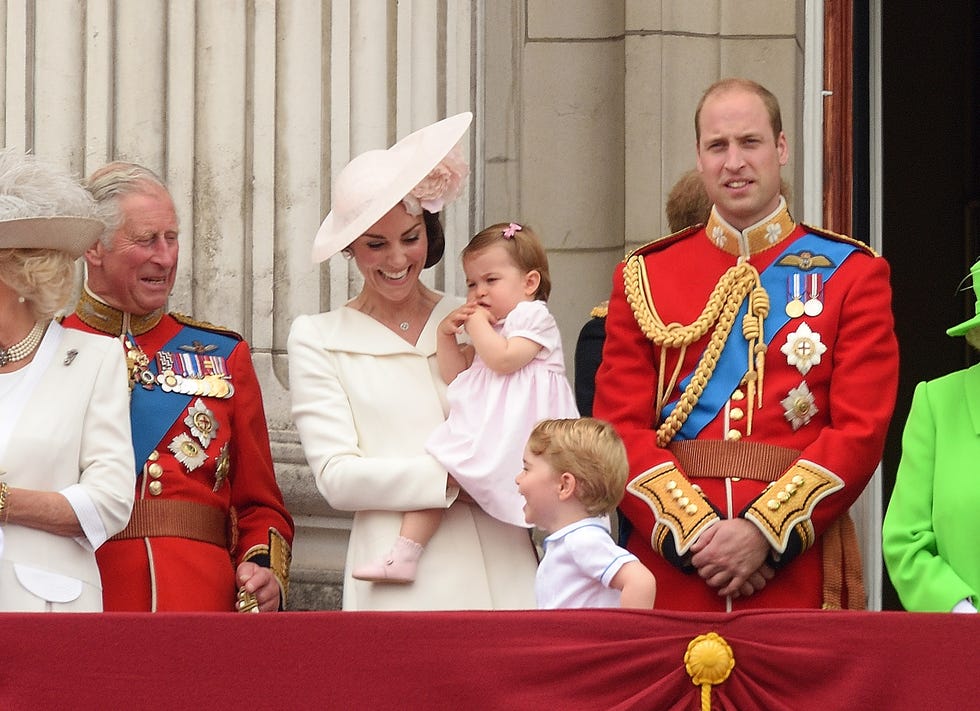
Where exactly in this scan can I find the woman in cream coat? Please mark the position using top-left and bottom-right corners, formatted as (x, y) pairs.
(0, 149), (135, 611)
(289, 114), (537, 610)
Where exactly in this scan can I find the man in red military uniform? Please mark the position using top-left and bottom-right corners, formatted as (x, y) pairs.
(594, 78), (898, 611)
(63, 162), (293, 612)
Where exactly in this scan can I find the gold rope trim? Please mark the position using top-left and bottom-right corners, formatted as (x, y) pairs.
(624, 255), (769, 447)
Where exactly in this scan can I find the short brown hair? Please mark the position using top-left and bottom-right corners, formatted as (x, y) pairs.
(666, 169), (712, 232)
(694, 78), (782, 144)
(526, 417), (628, 516)
(461, 222), (551, 301)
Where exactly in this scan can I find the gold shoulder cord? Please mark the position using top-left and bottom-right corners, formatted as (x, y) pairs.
(624, 255), (769, 447)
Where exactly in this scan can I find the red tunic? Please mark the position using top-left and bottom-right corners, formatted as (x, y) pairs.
(64, 302), (293, 611)
(594, 208), (898, 611)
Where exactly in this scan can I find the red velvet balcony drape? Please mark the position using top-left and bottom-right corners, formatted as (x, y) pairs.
(1, 609), (976, 710)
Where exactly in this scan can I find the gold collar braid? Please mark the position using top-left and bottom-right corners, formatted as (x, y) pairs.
(74, 288), (164, 337)
(624, 255), (769, 447)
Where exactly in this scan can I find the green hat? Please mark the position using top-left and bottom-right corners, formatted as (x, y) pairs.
(947, 260), (980, 336)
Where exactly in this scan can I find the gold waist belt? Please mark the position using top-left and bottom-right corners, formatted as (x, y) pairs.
(111, 499), (228, 548)
(668, 440), (802, 482)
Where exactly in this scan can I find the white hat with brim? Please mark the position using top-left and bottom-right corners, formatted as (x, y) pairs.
(311, 111), (473, 263)
(0, 216), (105, 259)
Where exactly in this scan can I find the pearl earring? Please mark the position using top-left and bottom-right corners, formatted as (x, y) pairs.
(17, 296), (25, 304)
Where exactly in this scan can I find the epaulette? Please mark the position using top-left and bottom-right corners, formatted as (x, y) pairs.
(171, 312), (243, 340)
(800, 223), (879, 257)
(624, 223), (703, 261)
(589, 300), (609, 319)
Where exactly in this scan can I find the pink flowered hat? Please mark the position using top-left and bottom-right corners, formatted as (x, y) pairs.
(311, 112), (472, 263)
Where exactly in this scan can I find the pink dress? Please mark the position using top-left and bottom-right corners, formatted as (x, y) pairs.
(425, 300), (580, 527)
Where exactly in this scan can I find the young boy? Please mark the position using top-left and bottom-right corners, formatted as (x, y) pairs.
(516, 417), (656, 609)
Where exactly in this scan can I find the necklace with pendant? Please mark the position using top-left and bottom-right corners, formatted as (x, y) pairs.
(0, 321), (46, 367)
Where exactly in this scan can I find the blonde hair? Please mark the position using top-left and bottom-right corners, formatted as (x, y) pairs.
(461, 222), (551, 301)
(526, 417), (629, 516)
(0, 248), (76, 319)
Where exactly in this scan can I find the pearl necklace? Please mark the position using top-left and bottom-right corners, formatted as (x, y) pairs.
(0, 321), (46, 367)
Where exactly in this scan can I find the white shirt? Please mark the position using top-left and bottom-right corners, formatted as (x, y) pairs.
(536, 517), (638, 609)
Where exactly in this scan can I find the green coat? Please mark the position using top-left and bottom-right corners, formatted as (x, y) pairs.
(883, 365), (980, 611)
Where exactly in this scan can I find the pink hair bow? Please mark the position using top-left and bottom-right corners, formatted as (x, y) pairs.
(502, 222), (522, 239)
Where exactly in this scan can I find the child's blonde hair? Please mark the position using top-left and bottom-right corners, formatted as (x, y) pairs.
(461, 222), (551, 301)
(526, 417), (628, 516)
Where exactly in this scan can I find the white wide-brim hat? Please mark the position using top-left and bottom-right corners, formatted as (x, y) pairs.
(0, 216), (105, 258)
(312, 111), (473, 263)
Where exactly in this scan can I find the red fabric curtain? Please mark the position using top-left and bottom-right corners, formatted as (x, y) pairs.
(2, 609), (977, 710)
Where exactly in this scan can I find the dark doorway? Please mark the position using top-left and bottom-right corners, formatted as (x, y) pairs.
(874, 1), (980, 609)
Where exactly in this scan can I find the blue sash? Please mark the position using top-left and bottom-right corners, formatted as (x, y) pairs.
(129, 325), (237, 469)
(663, 233), (859, 440)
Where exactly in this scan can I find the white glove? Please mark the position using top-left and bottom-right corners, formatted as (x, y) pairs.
(951, 598), (978, 614)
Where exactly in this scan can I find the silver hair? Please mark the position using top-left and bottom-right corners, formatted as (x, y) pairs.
(85, 161), (172, 247)
(965, 326), (980, 351)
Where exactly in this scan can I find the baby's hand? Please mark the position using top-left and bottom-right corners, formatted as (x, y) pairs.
(439, 303), (477, 336)
(465, 305), (497, 328)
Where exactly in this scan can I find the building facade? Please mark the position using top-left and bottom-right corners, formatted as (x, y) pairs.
(3, 0), (892, 609)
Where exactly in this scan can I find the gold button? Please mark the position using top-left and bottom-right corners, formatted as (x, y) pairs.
(792, 475), (805, 486)
(730, 407), (744, 420)
(767, 499), (780, 510)
(678, 497), (689, 507)
(685, 504), (698, 515)
(777, 491), (789, 502)
(148, 450), (160, 461)
(665, 480), (676, 491)
(692, 484), (702, 493)
(148, 480), (163, 496)
(785, 483), (797, 494)
(731, 389), (745, 401)
(147, 463), (163, 479)
(726, 429), (742, 441)
(671, 489), (683, 500)
(794, 398), (811, 415)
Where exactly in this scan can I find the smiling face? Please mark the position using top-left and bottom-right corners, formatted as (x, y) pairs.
(348, 203), (428, 305)
(515, 445), (563, 531)
(696, 87), (788, 231)
(462, 244), (539, 321)
(85, 183), (179, 315)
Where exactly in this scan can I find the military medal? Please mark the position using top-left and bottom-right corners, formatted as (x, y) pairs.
(156, 348), (234, 399)
(168, 433), (208, 471)
(780, 322), (827, 376)
(781, 382), (818, 431)
(213, 443), (231, 492)
(124, 335), (155, 390)
(785, 274), (805, 318)
(184, 398), (218, 448)
(803, 274), (824, 317)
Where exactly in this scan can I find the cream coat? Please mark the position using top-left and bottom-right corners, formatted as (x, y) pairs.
(288, 295), (537, 610)
(0, 324), (135, 611)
